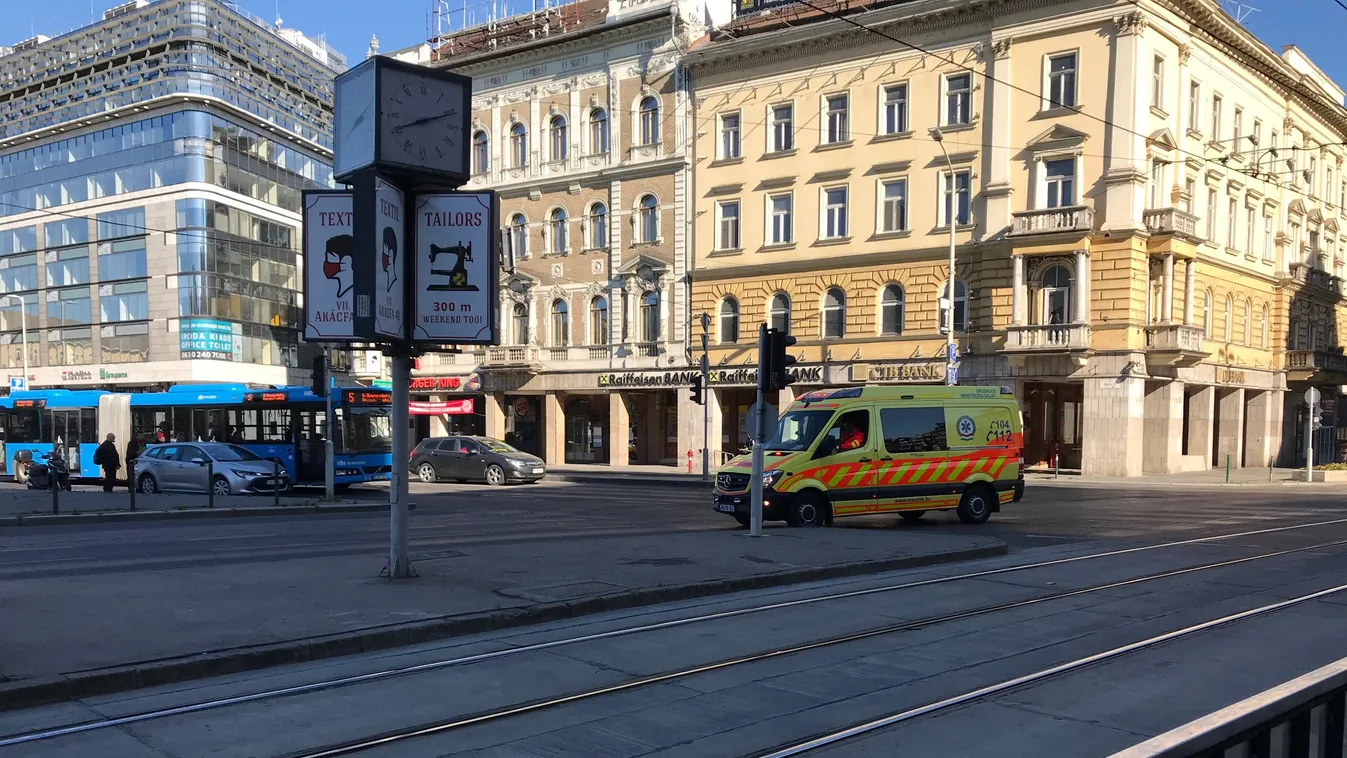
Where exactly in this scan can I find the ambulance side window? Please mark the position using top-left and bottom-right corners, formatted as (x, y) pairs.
(817, 410), (870, 457)
(880, 407), (948, 453)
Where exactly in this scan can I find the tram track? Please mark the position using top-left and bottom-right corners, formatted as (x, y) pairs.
(4, 516), (1347, 752)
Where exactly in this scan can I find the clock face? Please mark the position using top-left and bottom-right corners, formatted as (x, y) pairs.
(378, 64), (469, 178)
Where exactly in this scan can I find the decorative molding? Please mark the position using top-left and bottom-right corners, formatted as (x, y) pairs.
(1177, 44), (1192, 65)
(991, 38), (1012, 60)
(1113, 11), (1148, 36)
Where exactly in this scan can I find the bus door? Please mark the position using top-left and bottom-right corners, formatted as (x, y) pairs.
(234, 393), (297, 477)
(294, 405), (327, 484)
(49, 408), (98, 477)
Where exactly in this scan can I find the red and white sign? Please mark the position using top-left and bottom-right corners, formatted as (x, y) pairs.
(408, 399), (474, 415)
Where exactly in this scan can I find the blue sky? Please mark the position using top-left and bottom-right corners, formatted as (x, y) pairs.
(9, 0), (1347, 88)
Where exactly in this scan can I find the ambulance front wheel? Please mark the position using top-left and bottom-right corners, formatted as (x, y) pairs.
(785, 491), (828, 528)
(956, 485), (994, 525)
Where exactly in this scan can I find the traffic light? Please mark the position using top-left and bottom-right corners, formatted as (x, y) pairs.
(689, 374), (704, 406)
(311, 354), (327, 397)
(765, 328), (798, 391)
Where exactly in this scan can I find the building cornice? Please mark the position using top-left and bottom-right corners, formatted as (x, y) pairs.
(491, 155), (688, 198)
(436, 8), (673, 74)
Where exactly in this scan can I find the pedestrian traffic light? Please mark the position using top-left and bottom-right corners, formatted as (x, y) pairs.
(765, 328), (798, 391)
(311, 354), (327, 397)
(689, 374), (704, 406)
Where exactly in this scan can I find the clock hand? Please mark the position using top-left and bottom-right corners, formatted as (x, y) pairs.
(400, 109), (458, 129)
(350, 102), (372, 131)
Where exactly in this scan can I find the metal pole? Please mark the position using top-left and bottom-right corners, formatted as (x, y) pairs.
(389, 353), (412, 577)
(273, 460), (281, 507)
(128, 458), (135, 511)
(1225, 454), (1230, 484)
(51, 456), (58, 515)
(748, 324), (766, 538)
(699, 313), (711, 481)
(207, 461), (214, 508)
(324, 352), (335, 500)
(1306, 408), (1314, 482)
(1, 294), (29, 389)
(930, 131), (957, 387)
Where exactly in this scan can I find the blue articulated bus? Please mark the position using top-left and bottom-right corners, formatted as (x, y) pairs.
(0, 384), (393, 487)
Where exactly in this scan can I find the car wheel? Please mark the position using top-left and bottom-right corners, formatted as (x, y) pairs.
(484, 464), (506, 486)
(733, 513), (751, 529)
(211, 476), (231, 497)
(418, 462), (437, 483)
(898, 510), (926, 523)
(956, 485), (995, 525)
(785, 491), (828, 527)
(137, 473), (159, 494)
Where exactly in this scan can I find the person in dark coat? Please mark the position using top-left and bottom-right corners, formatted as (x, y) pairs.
(125, 435), (145, 492)
(94, 433), (121, 493)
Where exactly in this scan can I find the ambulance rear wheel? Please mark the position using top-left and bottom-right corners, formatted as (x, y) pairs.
(786, 491), (827, 528)
(956, 485), (994, 525)
(898, 510), (926, 523)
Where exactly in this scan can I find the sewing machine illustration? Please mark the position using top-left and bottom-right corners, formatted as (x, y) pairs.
(426, 241), (479, 291)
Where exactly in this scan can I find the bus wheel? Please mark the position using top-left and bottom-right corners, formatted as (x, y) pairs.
(12, 460), (27, 484)
(785, 491), (827, 527)
(956, 485), (994, 525)
(138, 473), (159, 494)
(899, 510), (926, 523)
(417, 463), (437, 483)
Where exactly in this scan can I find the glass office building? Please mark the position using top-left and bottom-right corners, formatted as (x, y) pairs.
(0, 0), (340, 389)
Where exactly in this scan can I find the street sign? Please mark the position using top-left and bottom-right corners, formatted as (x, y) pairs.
(412, 192), (500, 345)
(946, 343), (958, 363)
(746, 401), (777, 439)
(1305, 387), (1322, 406)
(8, 376), (23, 391)
(948, 363), (960, 385)
(351, 175), (406, 343)
(301, 191), (357, 342)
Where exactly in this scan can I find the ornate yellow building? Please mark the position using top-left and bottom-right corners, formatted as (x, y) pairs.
(687, 0), (1347, 475)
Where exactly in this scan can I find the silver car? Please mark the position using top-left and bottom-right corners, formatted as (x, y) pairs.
(134, 442), (291, 496)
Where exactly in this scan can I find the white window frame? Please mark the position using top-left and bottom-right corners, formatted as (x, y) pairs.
(1263, 213), (1274, 262)
(587, 107), (609, 155)
(1232, 107), (1243, 153)
(637, 95), (661, 146)
(637, 194), (659, 244)
(768, 102), (794, 153)
(548, 115), (568, 163)
(767, 192), (794, 245)
(509, 213), (529, 260)
(879, 283), (904, 336)
(1211, 93), (1223, 142)
(586, 203), (608, 250)
(1188, 81), (1201, 132)
(820, 185), (849, 240)
(1151, 54), (1165, 111)
(877, 177), (908, 234)
(1184, 178), (1197, 213)
(942, 72), (973, 126)
(821, 288), (846, 339)
(471, 129), (490, 174)
(1205, 187), (1218, 240)
(718, 297), (739, 344)
(1227, 197), (1238, 250)
(1252, 119), (1262, 149)
(716, 199), (741, 251)
(1044, 51), (1078, 110)
(822, 93), (850, 145)
(940, 168), (973, 226)
(718, 112), (741, 160)
(880, 82), (909, 135)
(509, 121), (528, 168)
(547, 207), (568, 255)
(1040, 155), (1080, 209)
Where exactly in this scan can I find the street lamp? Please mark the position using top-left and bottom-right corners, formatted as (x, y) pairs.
(929, 125), (957, 385)
(0, 293), (30, 390)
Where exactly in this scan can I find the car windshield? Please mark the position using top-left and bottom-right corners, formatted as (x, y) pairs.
(763, 410), (835, 452)
(481, 440), (519, 454)
(341, 408), (393, 452)
(210, 444), (261, 462)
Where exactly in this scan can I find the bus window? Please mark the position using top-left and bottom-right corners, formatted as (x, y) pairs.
(5, 410), (40, 443)
(79, 409), (97, 443)
(343, 408), (392, 453)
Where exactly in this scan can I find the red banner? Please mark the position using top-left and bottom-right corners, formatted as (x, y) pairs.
(408, 399), (474, 415)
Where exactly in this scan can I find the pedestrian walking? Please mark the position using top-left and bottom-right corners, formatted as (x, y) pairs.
(94, 433), (121, 493)
(125, 435), (145, 492)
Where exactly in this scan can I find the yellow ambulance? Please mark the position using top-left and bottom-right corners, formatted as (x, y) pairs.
(712, 385), (1024, 527)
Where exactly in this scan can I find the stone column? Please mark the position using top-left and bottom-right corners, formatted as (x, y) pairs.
(1184, 259), (1196, 325)
(707, 386), (725, 464)
(543, 392), (565, 465)
(983, 38), (1015, 237)
(483, 393), (506, 440)
(1081, 373), (1146, 476)
(1073, 249), (1089, 323)
(1162, 253), (1175, 323)
(1011, 254), (1025, 326)
(676, 385), (703, 475)
(427, 395), (448, 437)
(1185, 385), (1216, 466)
(1243, 390), (1275, 469)
(609, 391), (630, 467)
(1142, 380), (1185, 473)
(1101, 12), (1148, 232)
(1214, 388), (1246, 468)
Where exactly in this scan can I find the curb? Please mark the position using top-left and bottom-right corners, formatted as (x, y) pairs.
(0, 540), (1006, 711)
(0, 502), (401, 526)
(549, 473), (708, 488)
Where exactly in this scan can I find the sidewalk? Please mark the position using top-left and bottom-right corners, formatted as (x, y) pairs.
(0, 483), (375, 522)
(1026, 466), (1308, 488)
(0, 527), (1004, 708)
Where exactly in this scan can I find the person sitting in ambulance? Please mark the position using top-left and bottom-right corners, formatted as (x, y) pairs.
(839, 417), (867, 451)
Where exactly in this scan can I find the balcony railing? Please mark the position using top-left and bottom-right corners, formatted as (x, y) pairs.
(632, 342), (661, 357)
(1288, 349), (1347, 373)
(1004, 323), (1091, 350)
(1142, 207), (1200, 238)
(1290, 263), (1342, 295)
(1144, 324), (1206, 352)
(1008, 206), (1094, 236)
(476, 346), (540, 367)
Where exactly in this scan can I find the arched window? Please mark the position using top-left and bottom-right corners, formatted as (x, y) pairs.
(769, 293), (791, 334)
(590, 296), (609, 345)
(589, 108), (608, 154)
(509, 213), (528, 259)
(1041, 265), (1071, 325)
(1260, 303), (1269, 348)
(587, 203), (608, 249)
(549, 208), (568, 254)
(1202, 290), (1213, 339)
(1242, 299), (1252, 345)
(638, 195), (658, 243)
(1223, 294), (1234, 341)
(822, 287), (846, 339)
(639, 96), (660, 145)
(472, 130), (489, 174)
(548, 115), (567, 161)
(880, 284), (904, 336)
(550, 299), (569, 347)
(512, 303), (529, 345)
(719, 297), (740, 343)
(509, 122), (528, 168)
(640, 291), (660, 342)
(941, 280), (968, 333)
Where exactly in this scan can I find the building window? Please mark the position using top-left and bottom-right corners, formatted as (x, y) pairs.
(639, 96), (660, 145)
(1202, 290), (1212, 339)
(880, 179), (908, 233)
(720, 113), (741, 159)
(1148, 160), (1166, 209)
(1205, 188), (1218, 240)
(1232, 108), (1243, 152)
(1223, 295), (1233, 341)
(640, 291), (659, 343)
(99, 280), (148, 321)
(824, 94), (849, 144)
(512, 303), (529, 345)
(769, 293), (791, 334)
(1211, 94), (1222, 141)
(589, 108), (609, 154)
(638, 195), (659, 243)
(1242, 299), (1252, 345)
(48, 327), (93, 366)
(97, 239), (148, 281)
(945, 73), (972, 125)
(1184, 178), (1197, 213)
(1328, 168), (1335, 205)
(1263, 214), (1273, 261)
(101, 322), (148, 364)
(587, 203), (608, 250)
(590, 296), (609, 345)
(719, 297), (739, 343)
(1188, 82), (1201, 131)
(717, 200), (741, 251)
(510, 213), (528, 259)
(880, 284), (904, 336)
(821, 288), (846, 339)
(941, 280), (968, 333)
(1047, 53), (1077, 108)
(549, 115), (568, 162)
(472, 130), (489, 174)
(941, 170), (972, 226)
(551, 299), (569, 347)
(822, 186), (848, 239)
(1227, 197), (1238, 249)
(770, 103), (794, 152)
(1041, 265), (1071, 325)
(769, 193), (794, 244)
(1151, 55), (1164, 110)
(1246, 207), (1256, 254)
(0, 293), (36, 334)
(1045, 158), (1076, 208)
(48, 286), (91, 327)
(45, 219), (88, 248)
(0, 254), (36, 293)
(509, 122), (528, 168)
(549, 208), (568, 254)
(882, 84), (909, 134)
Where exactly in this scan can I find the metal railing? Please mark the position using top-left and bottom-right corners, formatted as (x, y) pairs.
(1008, 206), (1094, 236)
(1004, 323), (1091, 350)
(1144, 324), (1206, 352)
